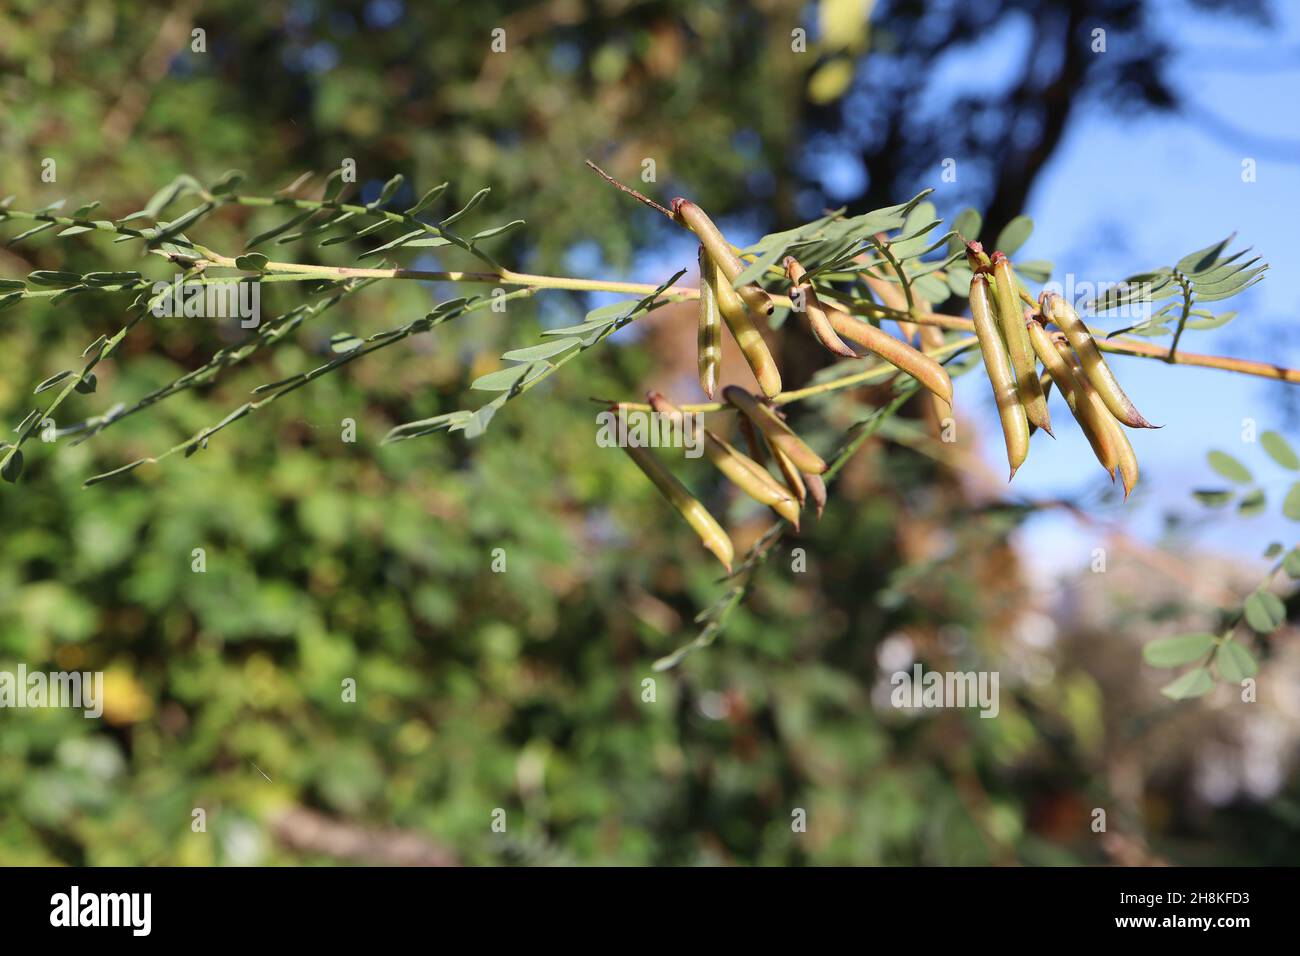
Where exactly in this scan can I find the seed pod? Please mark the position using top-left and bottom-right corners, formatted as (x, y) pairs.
(770, 444), (808, 506)
(1027, 322), (1118, 478)
(648, 392), (798, 527)
(645, 391), (700, 444)
(1022, 309), (1053, 437)
(824, 307), (954, 406)
(707, 256), (782, 397)
(737, 413), (768, 466)
(784, 256), (856, 358)
(804, 472), (828, 519)
(1027, 370), (1054, 437)
(990, 252), (1052, 435)
(672, 198), (774, 315)
(1054, 341), (1138, 496)
(724, 385), (827, 474)
(1041, 292), (1157, 429)
(622, 442), (734, 572)
(919, 324), (953, 421)
(1110, 416), (1140, 499)
(965, 240), (992, 273)
(862, 262), (918, 344)
(697, 246), (722, 399)
(969, 273), (1029, 479)
(706, 432), (801, 528)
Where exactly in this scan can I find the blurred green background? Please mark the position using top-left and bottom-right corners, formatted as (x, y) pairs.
(1, 0), (1297, 865)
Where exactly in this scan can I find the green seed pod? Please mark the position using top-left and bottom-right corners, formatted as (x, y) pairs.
(825, 306), (954, 406)
(724, 386), (827, 474)
(784, 256), (856, 358)
(737, 413), (768, 466)
(1027, 322), (1118, 478)
(991, 253), (1052, 436)
(708, 257), (782, 397)
(970, 273), (1029, 479)
(1027, 370), (1054, 437)
(623, 442), (734, 572)
(697, 246), (722, 399)
(672, 198), (774, 315)
(1049, 342), (1138, 497)
(919, 324), (953, 420)
(770, 443), (808, 506)
(1041, 292), (1157, 429)
(648, 392), (798, 526)
(645, 391), (700, 443)
(862, 271), (918, 344)
(964, 239), (992, 273)
(706, 432), (801, 528)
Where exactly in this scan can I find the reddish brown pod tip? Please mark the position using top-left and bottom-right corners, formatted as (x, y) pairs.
(965, 240), (992, 273)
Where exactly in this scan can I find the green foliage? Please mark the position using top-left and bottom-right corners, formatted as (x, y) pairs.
(1195, 436), (1300, 523)
(1, 0), (1295, 869)
(1080, 234), (1267, 341)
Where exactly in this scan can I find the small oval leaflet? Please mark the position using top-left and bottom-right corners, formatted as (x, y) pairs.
(1160, 667), (1214, 701)
(1207, 450), (1252, 484)
(994, 215), (1034, 256)
(1142, 633), (1216, 668)
(1283, 548), (1300, 579)
(1283, 482), (1300, 522)
(234, 253), (269, 272)
(1261, 431), (1299, 471)
(1216, 642), (1258, 683)
(1243, 591), (1286, 634)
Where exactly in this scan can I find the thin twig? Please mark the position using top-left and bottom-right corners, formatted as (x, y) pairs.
(1166, 272), (1194, 363)
(584, 160), (674, 219)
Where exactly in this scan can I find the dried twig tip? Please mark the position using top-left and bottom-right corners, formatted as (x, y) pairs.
(583, 159), (674, 219)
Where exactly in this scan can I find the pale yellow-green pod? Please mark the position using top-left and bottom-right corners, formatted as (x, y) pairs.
(1110, 417), (1140, 499)
(737, 413), (768, 466)
(697, 246), (722, 399)
(970, 273), (1029, 479)
(919, 324), (953, 421)
(723, 386), (827, 475)
(1028, 322), (1119, 479)
(825, 306), (954, 406)
(769, 443), (808, 506)
(647, 391), (798, 527)
(1048, 344), (1139, 497)
(672, 199), (774, 316)
(965, 240), (992, 272)
(623, 443), (734, 572)
(1041, 292), (1157, 429)
(705, 432), (801, 528)
(862, 272), (918, 344)
(990, 253), (1052, 436)
(784, 256), (856, 358)
(709, 259), (782, 398)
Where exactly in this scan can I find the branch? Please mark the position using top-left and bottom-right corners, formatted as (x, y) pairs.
(167, 249), (1300, 386)
(583, 160), (674, 219)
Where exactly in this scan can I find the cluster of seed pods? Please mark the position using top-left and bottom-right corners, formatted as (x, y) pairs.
(965, 241), (1157, 493)
(622, 198), (957, 570)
